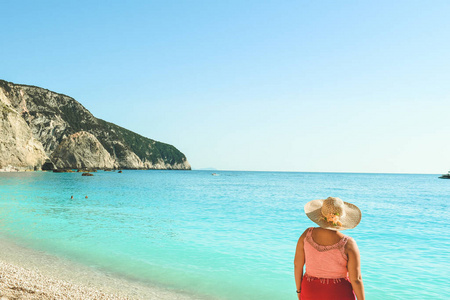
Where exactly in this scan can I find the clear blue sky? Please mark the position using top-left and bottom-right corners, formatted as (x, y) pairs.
(2, 0), (450, 173)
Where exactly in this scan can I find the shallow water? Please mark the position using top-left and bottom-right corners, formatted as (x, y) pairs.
(0, 171), (449, 299)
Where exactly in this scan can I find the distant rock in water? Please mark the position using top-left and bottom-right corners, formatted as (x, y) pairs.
(0, 79), (191, 171)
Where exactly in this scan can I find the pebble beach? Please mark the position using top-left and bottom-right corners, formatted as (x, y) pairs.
(0, 260), (123, 300)
(0, 237), (200, 300)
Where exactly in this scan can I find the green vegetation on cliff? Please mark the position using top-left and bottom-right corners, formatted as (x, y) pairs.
(96, 119), (186, 166)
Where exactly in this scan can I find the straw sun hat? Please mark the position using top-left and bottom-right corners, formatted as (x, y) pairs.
(304, 197), (361, 231)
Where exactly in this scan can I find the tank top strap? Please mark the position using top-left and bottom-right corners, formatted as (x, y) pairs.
(338, 236), (350, 260)
(340, 235), (349, 245)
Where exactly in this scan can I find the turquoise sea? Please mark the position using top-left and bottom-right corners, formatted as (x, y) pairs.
(0, 171), (449, 299)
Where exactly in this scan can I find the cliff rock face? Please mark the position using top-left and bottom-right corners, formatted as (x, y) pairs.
(0, 99), (47, 171)
(51, 131), (117, 169)
(0, 79), (191, 170)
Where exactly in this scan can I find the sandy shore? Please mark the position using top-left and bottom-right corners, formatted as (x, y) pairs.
(0, 260), (124, 299)
(0, 237), (203, 300)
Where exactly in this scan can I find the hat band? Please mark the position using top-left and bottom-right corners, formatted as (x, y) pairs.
(320, 212), (342, 227)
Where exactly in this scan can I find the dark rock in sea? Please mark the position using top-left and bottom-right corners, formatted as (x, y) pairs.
(81, 172), (94, 176)
(118, 170), (122, 173)
(0, 79), (191, 171)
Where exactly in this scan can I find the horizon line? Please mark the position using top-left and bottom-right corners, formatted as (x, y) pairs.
(191, 169), (444, 175)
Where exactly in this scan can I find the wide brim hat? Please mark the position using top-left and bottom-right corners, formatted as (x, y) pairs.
(304, 197), (361, 231)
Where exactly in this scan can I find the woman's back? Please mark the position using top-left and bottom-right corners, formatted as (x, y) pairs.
(304, 227), (350, 280)
(310, 227), (344, 245)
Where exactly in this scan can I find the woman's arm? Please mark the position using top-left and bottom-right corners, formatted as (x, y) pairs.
(294, 229), (308, 299)
(346, 238), (365, 300)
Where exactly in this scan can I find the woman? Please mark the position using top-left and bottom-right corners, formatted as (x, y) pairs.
(294, 197), (365, 300)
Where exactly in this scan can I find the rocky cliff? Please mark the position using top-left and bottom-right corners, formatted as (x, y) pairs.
(0, 79), (191, 171)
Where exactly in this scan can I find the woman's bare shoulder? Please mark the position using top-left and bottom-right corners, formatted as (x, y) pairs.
(345, 236), (359, 253)
(298, 227), (311, 241)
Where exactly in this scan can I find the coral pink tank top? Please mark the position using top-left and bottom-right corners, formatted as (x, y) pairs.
(304, 227), (350, 279)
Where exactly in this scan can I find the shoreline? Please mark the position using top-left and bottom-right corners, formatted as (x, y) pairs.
(0, 236), (203, 300)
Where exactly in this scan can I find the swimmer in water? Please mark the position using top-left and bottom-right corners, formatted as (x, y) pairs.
(71, 195), (73, 199)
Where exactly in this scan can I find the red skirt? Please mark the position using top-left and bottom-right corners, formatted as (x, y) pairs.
(300, 275), (356, 300)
